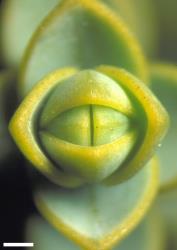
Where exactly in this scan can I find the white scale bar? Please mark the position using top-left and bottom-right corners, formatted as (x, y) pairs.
(3, 243), (34, 247)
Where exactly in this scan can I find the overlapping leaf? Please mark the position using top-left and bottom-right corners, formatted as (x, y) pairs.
(33, 158), (158, 250)
(25, 208), (165, 250)
(9, 66), (168, 186)
(1, 0), (60, 66)
(19, 0), (148, 95)
(151, 64), (177, 191)
(101, 0), (157, 57)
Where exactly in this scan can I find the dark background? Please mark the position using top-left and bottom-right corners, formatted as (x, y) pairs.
(0, 1), (35, 249)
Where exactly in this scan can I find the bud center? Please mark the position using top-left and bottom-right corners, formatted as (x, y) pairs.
(40, 104), (130, 146)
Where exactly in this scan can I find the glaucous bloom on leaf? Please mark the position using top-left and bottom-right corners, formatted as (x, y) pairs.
(0, 0), (175, 249)
(9, 66), (169, 188)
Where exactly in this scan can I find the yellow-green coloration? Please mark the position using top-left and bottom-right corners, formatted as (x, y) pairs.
(43, 105), (130, 147)
(1, 0), (60, 67)
(20, 0), (148, 96)
(9, 66), (169, 187)
(101, 0), (157, 57)
(25, 215), (80, 250)
(9, 68), (83, 188)
(98, 66), (169, 185)
(117, 209), (166, 250)
(38, 69), (136, 182)
(0, 1), (175, 250)
(150, 64), (177, 191)
(25, 204), (165, 250)
(33, 157), (158, 250)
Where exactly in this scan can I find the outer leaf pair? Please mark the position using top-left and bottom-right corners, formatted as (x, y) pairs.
(2, 0), (171, 249)
(9, 64), (168, 249)
(10, 66), (168, 187)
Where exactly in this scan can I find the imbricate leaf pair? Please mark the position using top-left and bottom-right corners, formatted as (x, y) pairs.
(3, 0), (170, 249)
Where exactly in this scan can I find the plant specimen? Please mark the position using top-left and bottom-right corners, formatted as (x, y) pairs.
(0, 1), (177, 250)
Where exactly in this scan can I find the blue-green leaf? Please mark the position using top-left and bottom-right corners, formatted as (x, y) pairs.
(1, 0), (60, 66)
(26, 215), (80, 250)
(20, 0), (148, 96)
(25, 209), (165, 250)
(33, 158), (158, 250)
(101, 0), (157, 57)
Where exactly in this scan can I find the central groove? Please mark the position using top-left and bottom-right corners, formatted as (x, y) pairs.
(90, 105), (94, 146)
(42, 104), (131, 146)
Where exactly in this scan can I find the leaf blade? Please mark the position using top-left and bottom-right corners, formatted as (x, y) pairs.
(20, 0), (148, 95)
(33, 157), (158, 250)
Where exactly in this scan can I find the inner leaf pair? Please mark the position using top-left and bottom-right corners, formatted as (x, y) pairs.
(9, 65), (168, 187)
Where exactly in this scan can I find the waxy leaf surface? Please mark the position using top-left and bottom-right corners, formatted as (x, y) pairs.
(101, 0), (157, 57)
(33, 159), (158, 250)
(25, 209), (165, 250)
(20, 0), (147, 95)
(10, 66), (168, 186)
(1, 0), (60, 66)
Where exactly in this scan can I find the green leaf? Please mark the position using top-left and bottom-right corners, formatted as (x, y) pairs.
(9, 66), (168, 186)
(26, 215), (80, 250)
(150, 64), (177, 191)
(1, 0), (60, 66)
(20, 0), (148, 96)
(10, 68), (84, 188)
(101, 0), (157, 57)
(1, 0), (156, 67)
(116, 211), (165, 250)
(98, 66), (168, 185)
(33, 158), (158, 250)
(25, 208), (165, 250)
